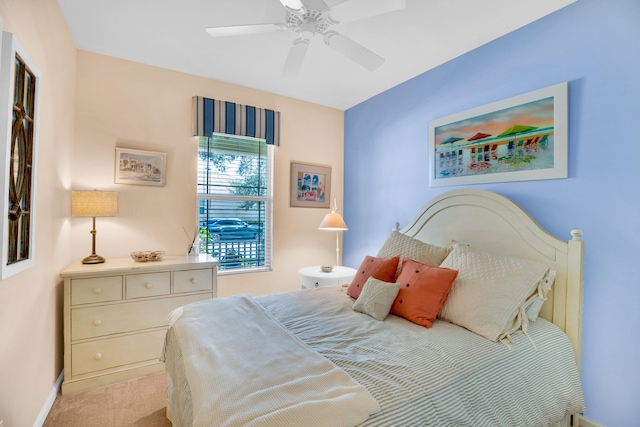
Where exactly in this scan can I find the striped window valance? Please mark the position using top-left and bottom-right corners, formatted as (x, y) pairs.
(193, 97), (280, 145)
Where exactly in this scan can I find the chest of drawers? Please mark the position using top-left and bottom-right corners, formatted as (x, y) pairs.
(61, 255), (218, 394)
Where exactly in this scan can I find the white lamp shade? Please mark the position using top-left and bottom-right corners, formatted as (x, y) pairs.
(318, 213), (348, 230)
(72, 191), (118, 217)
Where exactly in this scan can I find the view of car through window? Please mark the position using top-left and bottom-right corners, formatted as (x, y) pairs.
(206, 218), (262, 242)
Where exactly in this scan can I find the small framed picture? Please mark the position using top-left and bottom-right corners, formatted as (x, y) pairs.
(115, 147), (167, 186)
(290, 162), (331, 208)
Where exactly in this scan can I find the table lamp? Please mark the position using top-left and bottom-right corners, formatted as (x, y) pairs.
(318, 196), (348, 266)
(72, 190), (118, 264)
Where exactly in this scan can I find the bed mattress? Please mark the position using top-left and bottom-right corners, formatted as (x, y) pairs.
(164, 285), (585, 426)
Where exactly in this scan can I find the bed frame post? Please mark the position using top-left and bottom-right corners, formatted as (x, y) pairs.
(565, 229), (584, 368)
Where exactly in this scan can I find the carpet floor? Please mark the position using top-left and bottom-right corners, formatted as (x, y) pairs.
(43, 372), (172, 427)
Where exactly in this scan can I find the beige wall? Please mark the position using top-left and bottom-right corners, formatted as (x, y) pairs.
(72, 51), (345, 297)
(0, 1), (344, 425)
(0, 0), (77, 425)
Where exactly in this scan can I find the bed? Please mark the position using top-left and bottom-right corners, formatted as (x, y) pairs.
(162, 189), (586, 427)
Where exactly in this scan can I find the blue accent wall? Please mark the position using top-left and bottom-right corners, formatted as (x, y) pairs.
(344, 0), (640, 425)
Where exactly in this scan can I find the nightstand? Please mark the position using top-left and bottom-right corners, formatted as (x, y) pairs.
(298, 265), (357, 289)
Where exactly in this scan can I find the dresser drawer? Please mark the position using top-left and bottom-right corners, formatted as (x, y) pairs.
(72, 294), (210, 340)
(71, 329), (167, 376)
(72, 276), (123, 305)
(174, 268), (213, 293)
(125, 272), (170, 299)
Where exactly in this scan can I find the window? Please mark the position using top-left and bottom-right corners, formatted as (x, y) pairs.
(197, 133), (273, 273)
(0, 32), (41, 279)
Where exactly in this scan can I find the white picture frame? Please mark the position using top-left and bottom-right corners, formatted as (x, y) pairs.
(428, 82), (568, 187)
(290, 161), (331, 208)
(115, 147), (167, 186)
(0, 31), (41, 279)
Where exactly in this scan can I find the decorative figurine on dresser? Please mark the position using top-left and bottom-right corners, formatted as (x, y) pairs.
(60, 254), (218, 394)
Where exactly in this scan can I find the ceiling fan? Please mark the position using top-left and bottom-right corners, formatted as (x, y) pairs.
(205, 0), (406, 76)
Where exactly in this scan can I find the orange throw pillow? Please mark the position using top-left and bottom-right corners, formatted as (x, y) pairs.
(347, 255), (400, 299)
(390, 259), (458, 328)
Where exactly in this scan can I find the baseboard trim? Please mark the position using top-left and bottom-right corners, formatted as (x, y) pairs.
(33, 369), (63, 427)
(580, 414), (607, 427)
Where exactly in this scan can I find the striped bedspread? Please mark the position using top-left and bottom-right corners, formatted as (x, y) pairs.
(257, 286), (585, 427)
(165, 286), (585, 427)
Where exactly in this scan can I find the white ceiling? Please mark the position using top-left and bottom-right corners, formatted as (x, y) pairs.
(56, 0), (575, 110)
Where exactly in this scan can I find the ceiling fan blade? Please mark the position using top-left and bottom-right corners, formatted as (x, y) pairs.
(323, 31), (384, 71)
(326, 0), (406, 25)
(206, 23), (287, 37)
(282, 38), (310, 76)
(279, 0), (306, 15)
(301, 0), (329, 12)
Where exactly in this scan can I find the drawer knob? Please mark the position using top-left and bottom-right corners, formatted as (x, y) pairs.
(94, 353), (102, 360)
(190, 278), (197, 284)
(93, 319), (102, 326)
(145, 282), (153, 289)
(93, 287), (102, 294)
(315, 282), (319, 287)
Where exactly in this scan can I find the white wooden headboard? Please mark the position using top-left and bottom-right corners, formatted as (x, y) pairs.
(398, 189), (584, 366)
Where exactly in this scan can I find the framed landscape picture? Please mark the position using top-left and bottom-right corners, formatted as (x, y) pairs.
(290, 162), (331, 208)
(428, 82), (568, 187)
(115, 148), (167, 186)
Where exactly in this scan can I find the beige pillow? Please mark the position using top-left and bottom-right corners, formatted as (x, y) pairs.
(376, 231), (449, 279)
(438, 241), (552, 342)
(352, 277), (400, 321)
(524, 268), (556, 321)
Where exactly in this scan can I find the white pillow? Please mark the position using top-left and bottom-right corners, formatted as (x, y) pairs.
(352, 277), (400, 321)
(438, 241), (552, 342)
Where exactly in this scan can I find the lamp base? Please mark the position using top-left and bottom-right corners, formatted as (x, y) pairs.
(82, 254), (106, 264)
